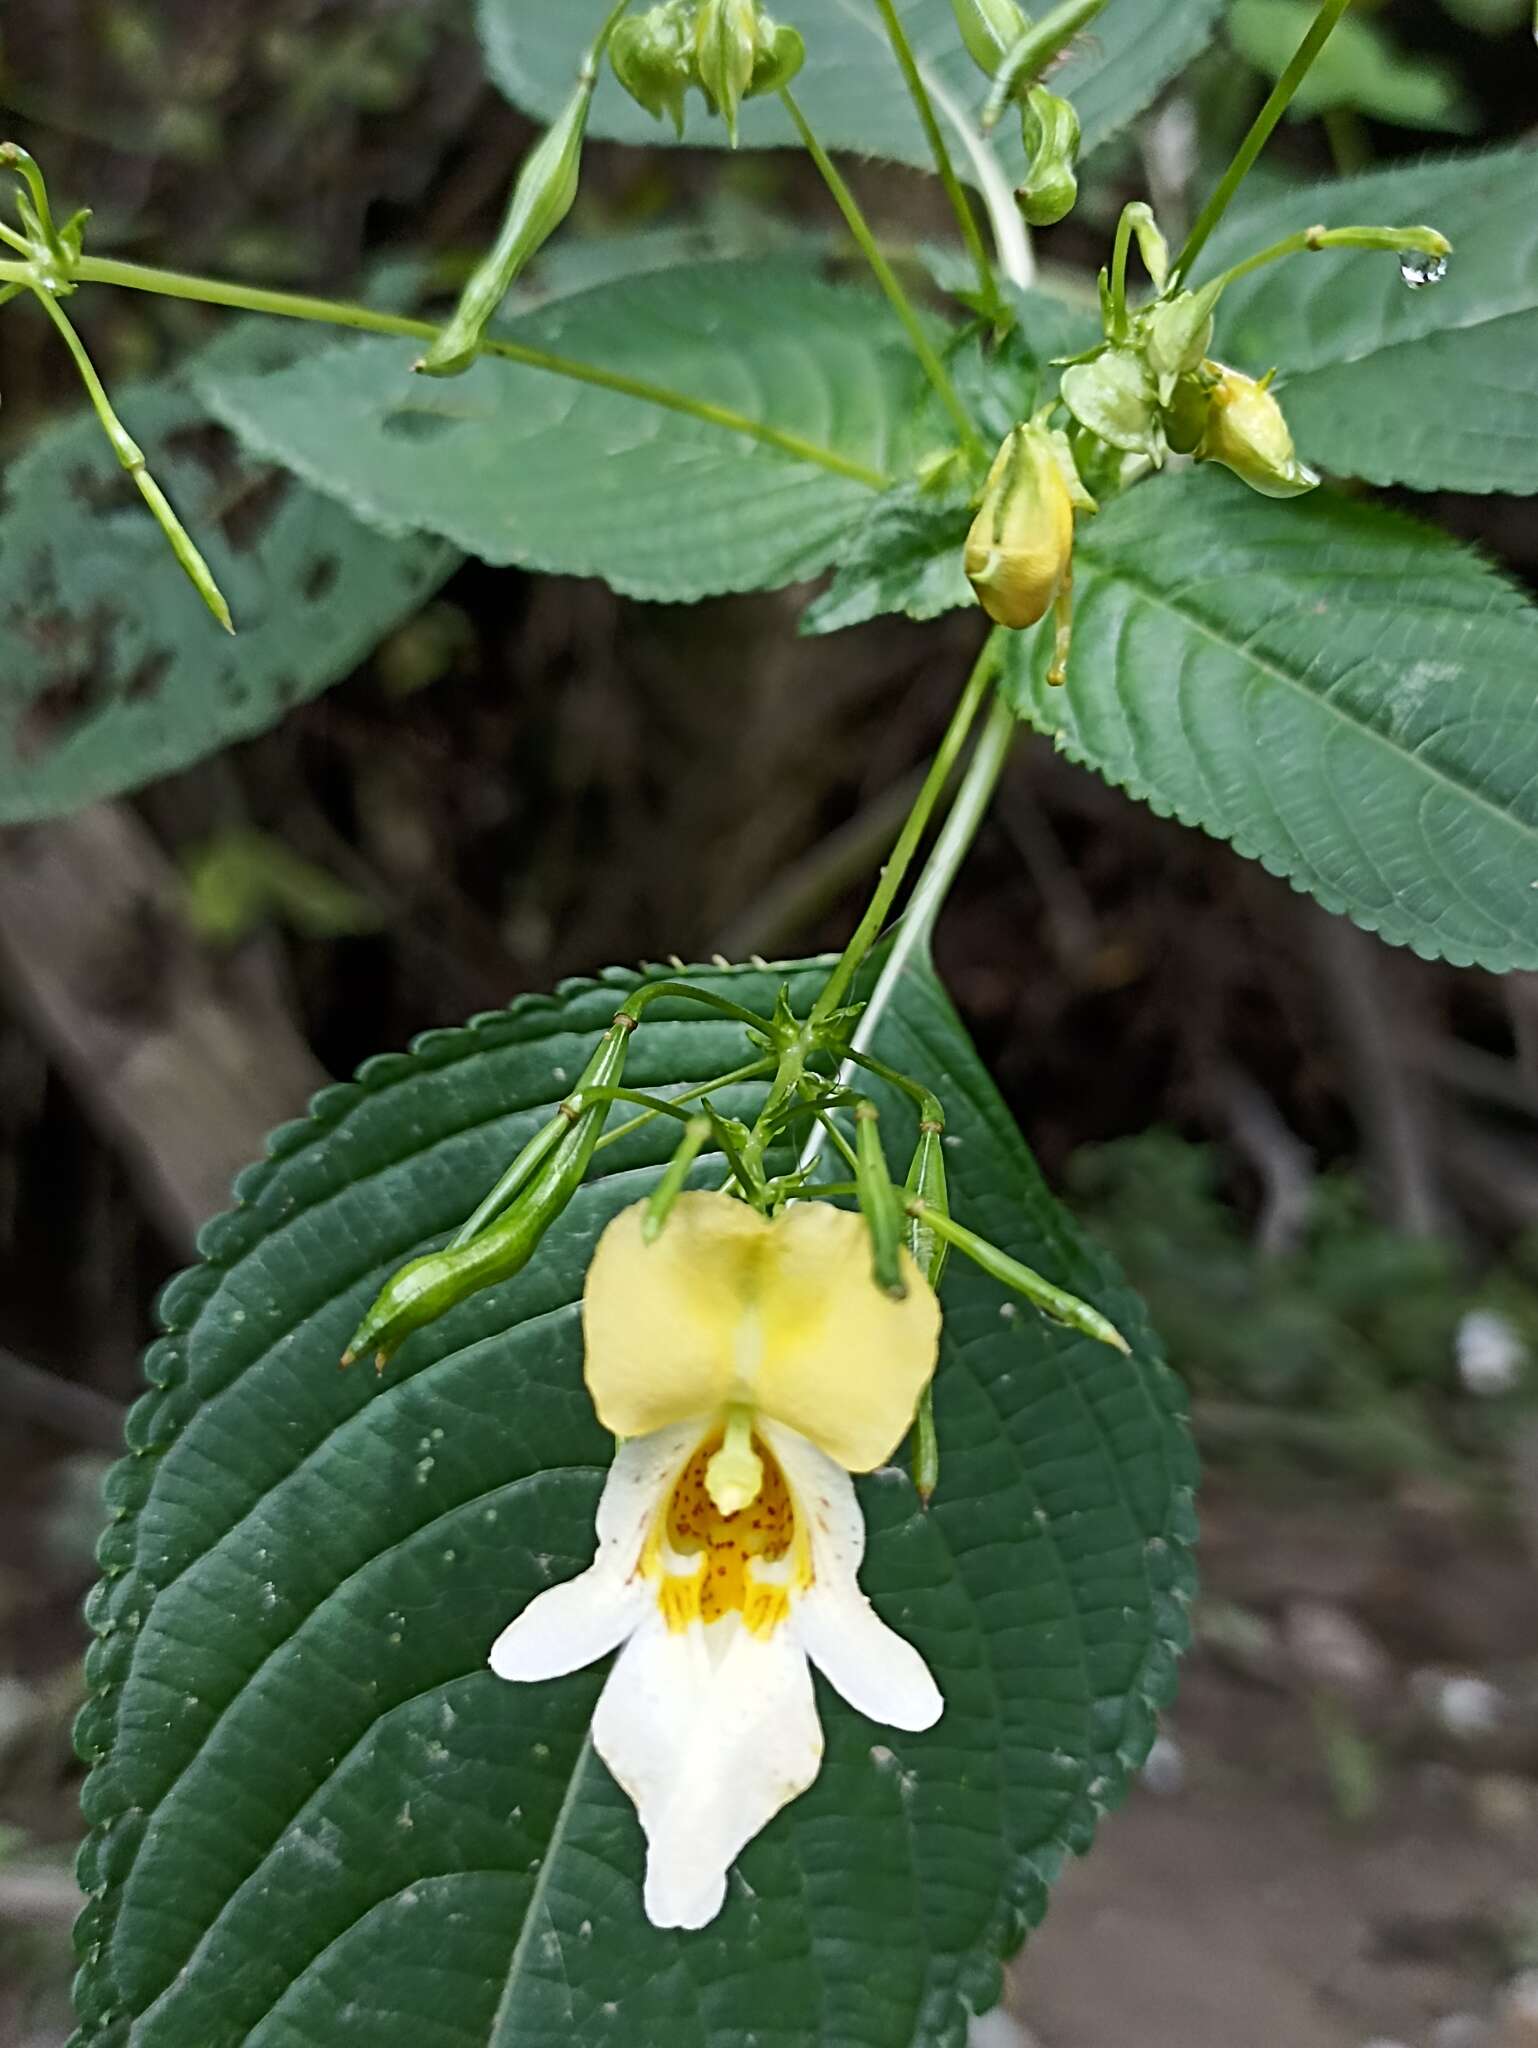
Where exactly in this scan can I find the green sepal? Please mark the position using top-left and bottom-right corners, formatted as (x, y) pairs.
(416, 76), (593, 377)
(1060, 346), (1164, 458)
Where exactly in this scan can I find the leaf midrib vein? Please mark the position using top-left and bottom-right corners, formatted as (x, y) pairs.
(1079, 547), (1538, 865)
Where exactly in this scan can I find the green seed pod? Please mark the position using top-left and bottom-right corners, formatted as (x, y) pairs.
(1060, 346), (1162, 458)
(1017, 84), (1080, 228)
(911, 1384), (940, 1506)
(610, 3), (696, 135)
(903, 1122), (951, 1292)
(854, 1101), (909, 1301)
(342, 1014), (636, 1366)
(964, 422), (1076, 632)
(418, 77), (593, 377)
(907, 1201), (1132, 1354)
(1197, 362), (1319, 499)
(950, 0), (1032, 76)
(694, 0), (761, 144)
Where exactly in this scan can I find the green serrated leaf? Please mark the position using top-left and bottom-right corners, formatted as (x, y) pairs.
(1004, 471), (1538, 973)
(199, 259), (926, 603)
(1228, 0), (1472, 129)
(1205, 143), (1538, 496)
(0, 333), (455, 825)
(802, 483), (973, 634)
(74, 954), (1193, 2048)
(479, 0), (1226, 170)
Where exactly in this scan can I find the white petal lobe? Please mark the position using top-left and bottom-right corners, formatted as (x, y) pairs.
(593, 1612), (823, 1929)
(488, 1422), (700, 1683)
(765, 1420), (944, 1732)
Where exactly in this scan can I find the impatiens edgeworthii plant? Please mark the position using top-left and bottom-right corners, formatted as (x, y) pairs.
(9, 0), (1532, 2042)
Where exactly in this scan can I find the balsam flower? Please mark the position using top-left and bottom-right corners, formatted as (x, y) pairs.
(490, 1191), (944, 1929)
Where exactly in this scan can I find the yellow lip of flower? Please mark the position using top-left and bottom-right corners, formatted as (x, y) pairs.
(488, 1189), (946, 1930)
(489, 1410), (943, 1930)
(580, 1190), (941, 1480)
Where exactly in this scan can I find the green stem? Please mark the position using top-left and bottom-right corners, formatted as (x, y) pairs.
(800, 683), (1018, 1175)
(810, 627), (1004, 1026)
(592, 1056), (776, 1153)
(869, 0), (1004, 323)
(1206, 219), (1451, 293)
(0, 253), (890, 490)
(778, 86), (985, 463)
(29, 282), (233, 629)
(1172, 0), (1355, 282)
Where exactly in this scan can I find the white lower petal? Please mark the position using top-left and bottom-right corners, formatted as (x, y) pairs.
(593, 1609), (823, 1930)
(764, 1420), (944, 1734)
(489, 1420), (701, 1683)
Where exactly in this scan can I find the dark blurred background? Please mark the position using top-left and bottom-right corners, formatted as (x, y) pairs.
(0, 4), (1536, 2044)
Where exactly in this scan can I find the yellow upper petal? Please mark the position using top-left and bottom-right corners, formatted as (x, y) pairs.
(582, 1191), (940, 1469)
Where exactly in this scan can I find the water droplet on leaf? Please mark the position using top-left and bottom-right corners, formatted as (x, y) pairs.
(1399, 251), (1447, 289)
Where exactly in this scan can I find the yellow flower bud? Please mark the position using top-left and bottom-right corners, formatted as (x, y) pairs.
(964, 424), (1075, 632)
(1197, 362), (1319, 499)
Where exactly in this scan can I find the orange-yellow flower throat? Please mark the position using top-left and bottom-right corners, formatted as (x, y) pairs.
(646, 1427), (812, 1637)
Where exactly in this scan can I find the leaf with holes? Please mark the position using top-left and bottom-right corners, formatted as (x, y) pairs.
(0, 337), (455, 824)
(74, 954), (1193, 2048)
(1206, 143), (1538, 495)
(1003, 471), (1538, 971)
(479, 0), (1226, 171)
(199, 259), (925, 602)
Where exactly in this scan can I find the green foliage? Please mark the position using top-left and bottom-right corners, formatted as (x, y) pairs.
(0, 339), (454, 826)
(801, 484), (973, 633)
(1227, 0), (1471, 130)
(478, 0), (1227, 166)
(74, 956), (1193, 2048)
(1068, 1129), (1538, 1478)
(1004, 472), (1538, 973)
(181, 830), (381, 946)
(200, 259), (923, 602)
(1206, 144), (1538, 494)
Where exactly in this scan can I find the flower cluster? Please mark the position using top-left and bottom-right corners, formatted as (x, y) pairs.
(343, 970), (1130, 1928)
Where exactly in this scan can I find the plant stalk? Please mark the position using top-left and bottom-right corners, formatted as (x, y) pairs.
(810, 628), (1005, 1026)
(870, 0), (1004, 323)
(778, 87), (986, 463)
(1172, 0), (1355, 282)
(0, 253), (891, 489)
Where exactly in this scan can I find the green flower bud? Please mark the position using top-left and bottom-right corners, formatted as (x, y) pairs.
(1197, 362), (1319, 499)
(950, 0), (1032, 76)
(1017, 84), (1080, 228)
(1060, 347), (1162, 458)
(417, 79), (592, 376)
(747, 18), (805, 97)
(1143, 282), (1221, 396)
(964, 422), (1076, 633)
(610, 3), (696, 136)
(694, 0), (760, 144)
(1162, 367), (1214, 456)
